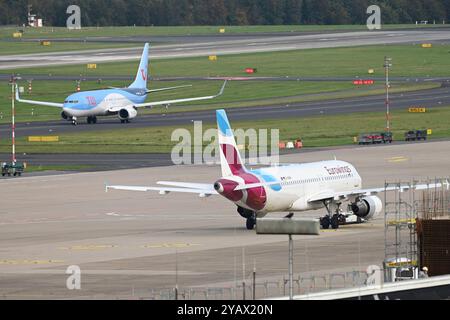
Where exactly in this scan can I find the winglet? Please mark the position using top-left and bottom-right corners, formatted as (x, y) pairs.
(15, 84), (20, 101)
(217, 80), (228, 97)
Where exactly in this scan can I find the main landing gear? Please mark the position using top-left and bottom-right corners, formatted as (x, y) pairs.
(120, 119), (130, 124)
(320, 200), (346, 230)
(246, 216), (256, 230)
(238, 207), (256, 230)
(87, 116), (98, 124)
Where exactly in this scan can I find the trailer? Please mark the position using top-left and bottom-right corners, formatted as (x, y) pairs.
(405, 130), (428, 142)
(1, 162), (25, 177)
(358, 132), (393, 145)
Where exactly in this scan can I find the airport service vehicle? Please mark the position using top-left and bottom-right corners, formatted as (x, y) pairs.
(1, 162), (25, 177)
(108, 110), (447, 230)
(381, 132), (393, 144)
(358, 132), (393, 145)
(405, 130), (428, 142)
(15, 43), (227, 125)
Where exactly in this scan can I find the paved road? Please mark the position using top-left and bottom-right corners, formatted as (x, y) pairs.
(2, 30), (450, 70)
(2, 74), (450, 83)
(0, 86), (449, 137)
(0, 141), (448, 299)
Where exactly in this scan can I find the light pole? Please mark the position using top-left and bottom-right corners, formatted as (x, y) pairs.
(10, 78), (16, 164)
(256, 218), (320, 300)
(384, 57), (392, 132)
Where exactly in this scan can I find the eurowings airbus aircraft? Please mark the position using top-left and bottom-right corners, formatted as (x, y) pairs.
(15, 43), (227, 125)
(108, 110), (447, 230)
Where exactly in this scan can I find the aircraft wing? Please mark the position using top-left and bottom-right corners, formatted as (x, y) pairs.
(111, 80), (227, 112)
(146, 85), (193, 94)
(107, 85), (193, 93)
(308, 181), (449, 203)
(15, 84), (64, 108)
(107, 181), (217, 197)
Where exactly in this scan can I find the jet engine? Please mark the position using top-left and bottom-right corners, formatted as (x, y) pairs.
(351, 196), (382, 220)
(118, 108), (138, 121)
(61, 111), (69, 120)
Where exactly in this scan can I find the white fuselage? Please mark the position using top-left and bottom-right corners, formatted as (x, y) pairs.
(231, 160), (362, 214)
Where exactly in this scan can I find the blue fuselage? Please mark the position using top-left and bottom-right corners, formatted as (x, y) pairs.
(63, 88), (148, 117)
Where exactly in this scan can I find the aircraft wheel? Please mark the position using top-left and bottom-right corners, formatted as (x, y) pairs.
(246, 217), (256, 230)
(331, 215), (340, 230)
(93, 117), (97, 124)
(321, 216), (330, 230)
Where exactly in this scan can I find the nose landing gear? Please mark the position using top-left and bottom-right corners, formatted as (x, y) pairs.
(71, 117), (78, 126)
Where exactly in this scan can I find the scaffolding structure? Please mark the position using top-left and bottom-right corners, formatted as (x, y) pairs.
(384, 181), (419, 282)
(384, 178), (450, 282)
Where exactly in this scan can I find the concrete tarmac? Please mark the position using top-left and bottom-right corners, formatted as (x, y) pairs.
(0, 140), (448, 299)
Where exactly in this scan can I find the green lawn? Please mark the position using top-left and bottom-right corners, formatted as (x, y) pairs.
(1, 43), (447, 123)
(0, 79), (438, 124)
(1, 25), (445, 40)
(9, 44), (450, 78)
(1, 106), (448, 154)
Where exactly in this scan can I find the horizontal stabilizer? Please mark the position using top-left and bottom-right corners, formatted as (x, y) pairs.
(234, 181), (282, 191)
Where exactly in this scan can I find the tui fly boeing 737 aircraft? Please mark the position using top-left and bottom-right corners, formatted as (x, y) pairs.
(108, 109), (448, 230)
(15, 43), (227, 125)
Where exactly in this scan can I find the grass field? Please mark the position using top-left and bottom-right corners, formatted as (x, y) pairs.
(0, 43), (447, 123)
(0, 106), (448, 154)
(0, 78), (439, 124)
(1, 24), (445, 40)
(8, 43), (450, 78)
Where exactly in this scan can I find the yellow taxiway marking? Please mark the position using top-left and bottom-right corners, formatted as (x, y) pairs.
(141, 243), (201, 249)
(59, 244), (118, 251)
(387, 156), (409, 163)
(0, 259), (65, 265)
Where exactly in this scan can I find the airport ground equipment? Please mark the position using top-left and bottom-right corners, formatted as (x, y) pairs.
(405, 130), (428, 141)
(1, 162), (25, 177)
(358, 132), (392, 145)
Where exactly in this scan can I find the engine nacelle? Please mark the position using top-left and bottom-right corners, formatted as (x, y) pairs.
(61, 111), (69, 120)
(351, 196), (382, 220)
(118, 108), (137, 120)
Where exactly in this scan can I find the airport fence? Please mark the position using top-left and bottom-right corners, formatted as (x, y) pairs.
(131, 270), (369, 300)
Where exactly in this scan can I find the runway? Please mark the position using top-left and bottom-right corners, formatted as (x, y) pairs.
(0, 141), (448, 299)
(2, 30), (450, 70)
(3, 74), (450, 83)
(1, 86), (449, 137)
